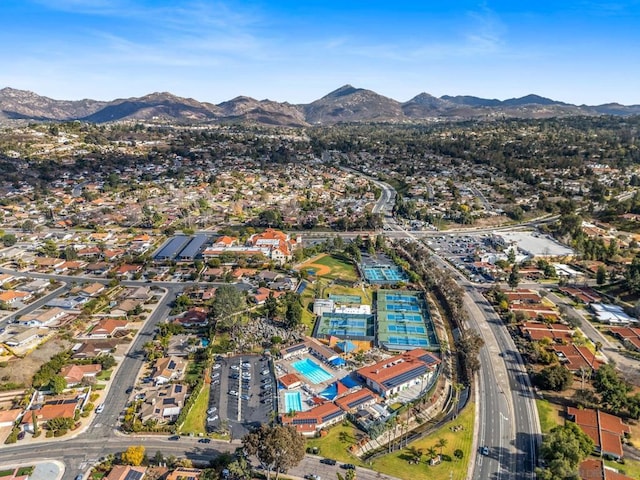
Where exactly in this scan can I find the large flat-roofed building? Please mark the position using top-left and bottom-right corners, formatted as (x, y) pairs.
(175, 234), (210, 261)
(357, 348), (440, 398)
(153, 236), (191, 262)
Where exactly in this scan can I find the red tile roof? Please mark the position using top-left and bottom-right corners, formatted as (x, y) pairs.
(568, 407), (630, 458)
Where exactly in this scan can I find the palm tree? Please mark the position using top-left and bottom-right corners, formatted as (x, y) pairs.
(436, 437), (448, 456)
(425, 446), (438, 461)
(407, 446), (423, 463)
(591, 341), (602, 375)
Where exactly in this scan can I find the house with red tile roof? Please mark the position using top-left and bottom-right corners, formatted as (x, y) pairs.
(553, 344), (604, 373)
(0, 290), (31, 305)
(335, 388), (379, 412)
(580, 458), (633, 480)
(86, 318), (128, 338)
(60, 364), (102, 386)
(251, 287), (286, 305)
(280, 401), (345, 435)
(519, 322), (574, 343)
(609, 326), (640, 352)
(278, 373), (302, 389)
(357, 349), (441, 398)
(174, 307), (208, 328)
(106, 465), (147, 480)
(21, 399), (79, 432)
(0, 408), (23, 428)
(567, 407), (630, 459)
(247, 228), (300, 265)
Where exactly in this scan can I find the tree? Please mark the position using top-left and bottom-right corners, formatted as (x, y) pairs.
(227, 455), (252, 480)
(425, 446), (438, 461)
(457, 330), (485, 374)
(536, 423), (593, 480)
(453, 448), (464, 460)
(508, 264), (520, 290)
(1, 233), (17, 247)
(211, 285), (246, 323)
(436, 437), (448, 455)
(49, 375), (67, 394)
(242, 424), (306, 480)
(264, 292), (279, 320)
(121, 445), (146, 466)
(596, 265), (607, 285)
(537, 364), (573, 391)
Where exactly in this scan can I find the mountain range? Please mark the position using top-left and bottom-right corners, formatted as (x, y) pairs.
(1, 85), (639, 126)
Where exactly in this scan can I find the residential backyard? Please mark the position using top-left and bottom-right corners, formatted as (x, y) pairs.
(535, 399), (563, 434)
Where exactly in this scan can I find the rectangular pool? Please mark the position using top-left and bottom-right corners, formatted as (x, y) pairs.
(292, 358), (333, 384)
(284, 391), (303, 412)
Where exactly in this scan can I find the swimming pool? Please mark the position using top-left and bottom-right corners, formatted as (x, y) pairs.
(292, 358), (333, 384)
(284, 391), (303, 412)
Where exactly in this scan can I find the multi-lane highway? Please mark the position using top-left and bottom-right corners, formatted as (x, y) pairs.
(369, 171), (541, 479)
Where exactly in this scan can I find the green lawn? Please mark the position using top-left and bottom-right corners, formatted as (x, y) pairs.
(605, 457), (640, 479)
(536, 399), (563, 434)
(179, 384), (209, 434)
(306, 422), (367, 466)
(314, 254), (359, 281)
(371, 403), (475, 480)
(184, 359), (206, 384)
(96, 369), (112, 381)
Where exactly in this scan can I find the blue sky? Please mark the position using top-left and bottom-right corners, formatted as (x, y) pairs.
(1, 0), (639, 104)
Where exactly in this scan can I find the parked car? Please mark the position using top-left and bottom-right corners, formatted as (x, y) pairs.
(207, 407), (217, 414)
(261, 369), (270, 375)
(212, 363), (221, 370)
(241, 394), (250, 401)
(125, 386), (134, 394)
(198, 438), (211, 443)
(230, 365), (240, 370)
(304, 475), (321, 480)
(229, 390), (239, 396)
(207, 415), (219, 422)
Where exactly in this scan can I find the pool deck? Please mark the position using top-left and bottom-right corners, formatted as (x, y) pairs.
(276, 352), (350, 414)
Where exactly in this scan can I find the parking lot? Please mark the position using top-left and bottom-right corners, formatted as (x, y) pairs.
(207, 354), (276, 438)
(426, 233), (495, 282)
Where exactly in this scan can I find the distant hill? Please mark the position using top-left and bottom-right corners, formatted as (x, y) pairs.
(1, 85), (639, 126)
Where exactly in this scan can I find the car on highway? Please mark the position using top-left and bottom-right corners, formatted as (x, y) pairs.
(95, 403), (105, 414)
(168, 435), (180, 441)
(125, 386), (134, 394)
(75, 475), (83, 480)
(320, 458), (336, 465)
(341, 464), (356, 470)
(304, 475), (321, 480)
(481, 446), (490, 456)
(198, 438), (211, 443)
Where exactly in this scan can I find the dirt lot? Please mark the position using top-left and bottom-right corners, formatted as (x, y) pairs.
(0, 337), (72, 387)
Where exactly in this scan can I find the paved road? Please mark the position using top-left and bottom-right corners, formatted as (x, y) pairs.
(374, 178), (540, 479)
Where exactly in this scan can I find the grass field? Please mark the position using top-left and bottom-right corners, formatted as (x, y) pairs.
(313, 254), (359, 281)
(370, 403), (475, 480)
(536, 399), (563, 434)
(306, 423), (367, 466)
(179, 383), (209, 434)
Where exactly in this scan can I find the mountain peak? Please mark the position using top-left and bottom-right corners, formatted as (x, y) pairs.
(323, 84), (362, 99)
